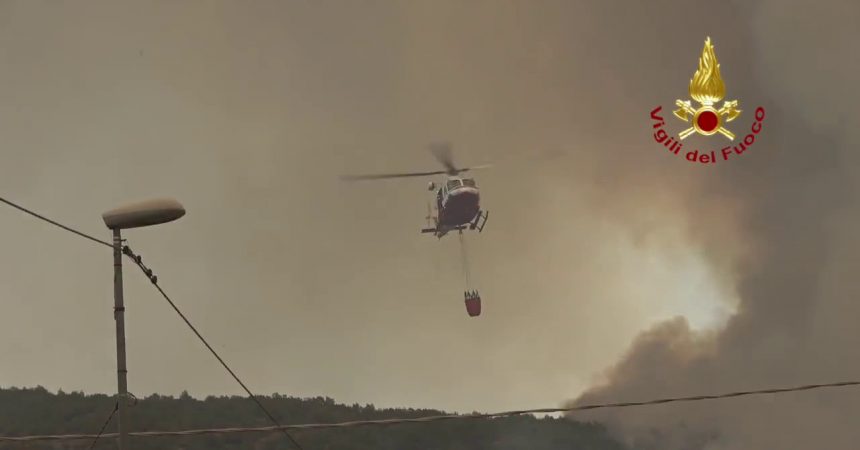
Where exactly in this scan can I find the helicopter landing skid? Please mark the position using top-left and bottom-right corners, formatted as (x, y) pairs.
(421, 225), (467, 235)
(469, 210), (488, 232)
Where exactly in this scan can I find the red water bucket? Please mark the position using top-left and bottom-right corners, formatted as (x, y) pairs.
(465, 296), (481, 317)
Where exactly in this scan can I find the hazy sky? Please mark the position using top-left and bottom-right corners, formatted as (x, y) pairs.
(1, 1), (857, 447)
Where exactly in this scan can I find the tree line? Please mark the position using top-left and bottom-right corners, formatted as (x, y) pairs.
(0, 386), (629, 449)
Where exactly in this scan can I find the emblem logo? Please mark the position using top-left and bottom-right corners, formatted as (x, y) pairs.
(673, 37), (741, 140)
(649, 37), (766, 165)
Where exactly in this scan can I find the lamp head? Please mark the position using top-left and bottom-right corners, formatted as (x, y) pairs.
(102, 198), (185, 230)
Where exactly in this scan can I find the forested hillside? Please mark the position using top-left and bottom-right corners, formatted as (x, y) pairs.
(0, 386), (629, 449)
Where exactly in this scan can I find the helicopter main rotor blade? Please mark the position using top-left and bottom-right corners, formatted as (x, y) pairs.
(457, 164), (492, 173)
(429, 142), (457, 174)
(340, 170), (447, 181)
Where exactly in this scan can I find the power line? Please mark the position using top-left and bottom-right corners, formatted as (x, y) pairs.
(122, 245), (304, 450)
(0, 196), (112, 248)
(87, 402), (118, 450)
(0, 196), (304, 449)
(0, 380), (858, 443)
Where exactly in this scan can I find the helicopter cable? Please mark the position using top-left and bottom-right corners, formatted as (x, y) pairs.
(459, 231), (471, 290)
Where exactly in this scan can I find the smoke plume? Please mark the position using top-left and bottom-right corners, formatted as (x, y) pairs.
(568, 1), (860, 449)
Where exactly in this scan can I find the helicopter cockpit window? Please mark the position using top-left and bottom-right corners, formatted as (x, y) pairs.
(446, 179), (462, 190)
(461, 178), (476, 187)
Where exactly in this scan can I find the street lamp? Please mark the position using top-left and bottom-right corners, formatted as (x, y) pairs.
(102, 198), (185, 450)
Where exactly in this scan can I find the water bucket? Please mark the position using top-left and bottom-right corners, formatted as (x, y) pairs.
(465, 295), (481, 317)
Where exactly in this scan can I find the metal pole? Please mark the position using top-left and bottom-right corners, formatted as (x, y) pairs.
(112, 228), (130, 450)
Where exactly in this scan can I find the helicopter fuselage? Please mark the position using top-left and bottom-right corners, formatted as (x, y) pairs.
(438, 184), (480, 227)
(341, 144), (489, 238)
(423, 175), (488, 238)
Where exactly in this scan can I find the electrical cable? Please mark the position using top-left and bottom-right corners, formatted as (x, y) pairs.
(0, 196), (111, 248)
(0, 196), (303, 449)
(87, 402), (118, 450)
(122, 245), (305, 450)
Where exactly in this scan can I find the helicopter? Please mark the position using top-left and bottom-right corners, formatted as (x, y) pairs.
(342, 143), (490, 239)
(342, 143), (489, 317)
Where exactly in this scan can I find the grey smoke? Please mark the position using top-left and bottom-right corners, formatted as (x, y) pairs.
(568, 1), (860, 449)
